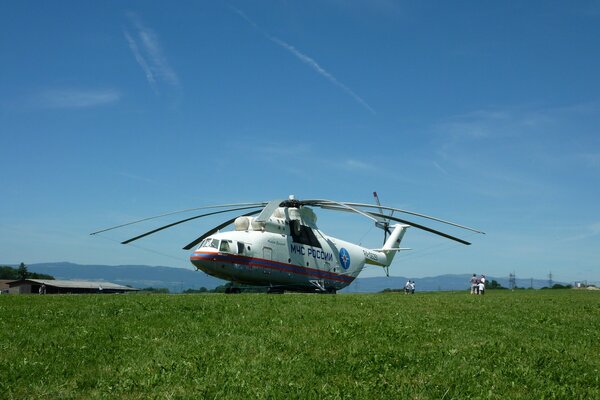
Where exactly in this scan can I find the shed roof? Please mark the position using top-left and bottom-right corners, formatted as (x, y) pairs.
(0, 280), (13, 290)
(8, 279), (138, 291)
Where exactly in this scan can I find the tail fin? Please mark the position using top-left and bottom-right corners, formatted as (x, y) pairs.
(367, 224), (410, 276)
(382, 224), (410, 266)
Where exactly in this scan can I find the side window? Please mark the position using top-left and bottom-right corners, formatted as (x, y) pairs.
(207, 239), (219, 249)
(219, 240), (231, 252)
(237, 242), (245, 254)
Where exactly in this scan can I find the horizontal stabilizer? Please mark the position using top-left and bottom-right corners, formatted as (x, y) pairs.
(371, 247), (411, 252)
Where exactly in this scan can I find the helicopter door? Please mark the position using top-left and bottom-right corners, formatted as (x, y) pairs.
(262, 247), (273, 277)
(263, 247), (272, 260)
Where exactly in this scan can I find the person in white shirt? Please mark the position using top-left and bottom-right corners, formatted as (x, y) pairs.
(478, 276), (486, 295)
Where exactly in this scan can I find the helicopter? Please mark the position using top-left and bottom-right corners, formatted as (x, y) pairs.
(91, 193), (484, 294)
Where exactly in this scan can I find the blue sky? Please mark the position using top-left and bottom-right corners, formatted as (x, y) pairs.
(2, 1), (599, 284)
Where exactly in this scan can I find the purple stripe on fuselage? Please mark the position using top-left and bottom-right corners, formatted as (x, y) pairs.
(190, 252), (354, 283)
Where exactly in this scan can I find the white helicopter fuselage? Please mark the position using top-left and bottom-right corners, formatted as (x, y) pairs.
(91, 195), (481, 292)
(190, 206), (408, 292)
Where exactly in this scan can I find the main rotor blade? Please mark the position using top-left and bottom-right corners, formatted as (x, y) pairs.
(182, 210), (261, 250)
(255, 198), (285, 222)
(307, 200), (485, 235)
(365, 211), (472, 245)
(121, 206), (262, 245)
(90, 202), (267, 236)
(301, 199), (379, 223)
(373, 192), (386, 216)
(305, 199), (473, 244)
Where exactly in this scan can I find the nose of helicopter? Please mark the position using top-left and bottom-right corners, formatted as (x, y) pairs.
(190, 251), (209, 269)
(190, 251), (221, 276)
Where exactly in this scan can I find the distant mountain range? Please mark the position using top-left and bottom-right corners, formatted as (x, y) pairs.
(22, 262), (563, 293)
(27, 262), (222, 293)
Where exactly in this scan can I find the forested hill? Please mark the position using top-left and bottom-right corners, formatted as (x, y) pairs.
(0, 265), (54, 280)
(26, 262), (221, 293)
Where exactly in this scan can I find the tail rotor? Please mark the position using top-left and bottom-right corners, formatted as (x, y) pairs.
(373, 192), (393, 245)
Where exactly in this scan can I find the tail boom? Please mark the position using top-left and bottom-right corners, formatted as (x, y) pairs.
(366, 224), (410, 268)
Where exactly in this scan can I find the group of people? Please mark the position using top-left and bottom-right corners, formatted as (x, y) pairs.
(470, 274), (486, 295)
(404, 280), (416, 294)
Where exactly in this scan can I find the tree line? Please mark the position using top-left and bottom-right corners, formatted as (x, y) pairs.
(0, 263), (55, 280)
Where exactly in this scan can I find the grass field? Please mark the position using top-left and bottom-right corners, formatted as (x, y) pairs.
(1, 290), (599, 399)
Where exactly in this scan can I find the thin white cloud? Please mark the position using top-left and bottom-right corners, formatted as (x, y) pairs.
(433, 161), (449, 175)
(229, 6), (375, 114)
(33, 88), (120, 109)
(237, 143), (379, 177)
(343, 159), (376, 171)
(429, 106), (560, 199)
(124, 13), (179, 90)
(437, 103), (599, 142)
(435, 108), (514, 140)
(124, 30), (156, 87)
(257, 143), (312, 156)
(564, 222), (600, 242)
(578, 153), (600, 168)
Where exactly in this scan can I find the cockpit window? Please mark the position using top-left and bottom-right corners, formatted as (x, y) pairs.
(206, 238), (219, 249)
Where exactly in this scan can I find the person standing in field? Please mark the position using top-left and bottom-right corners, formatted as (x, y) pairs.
(470, 274), (478, 294)
(405, 280), (411, 294)
(479, 275), (486, 295)
(410, 281), (416, 294)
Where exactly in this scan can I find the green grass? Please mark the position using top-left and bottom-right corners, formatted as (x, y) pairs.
(1, 290), (599, 399)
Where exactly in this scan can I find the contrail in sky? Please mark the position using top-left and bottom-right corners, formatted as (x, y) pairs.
(124, 12), (180, 91)
(229, 6), (375, 114)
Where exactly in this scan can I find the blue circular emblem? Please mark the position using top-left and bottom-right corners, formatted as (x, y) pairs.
(339, 248), (351, 270)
